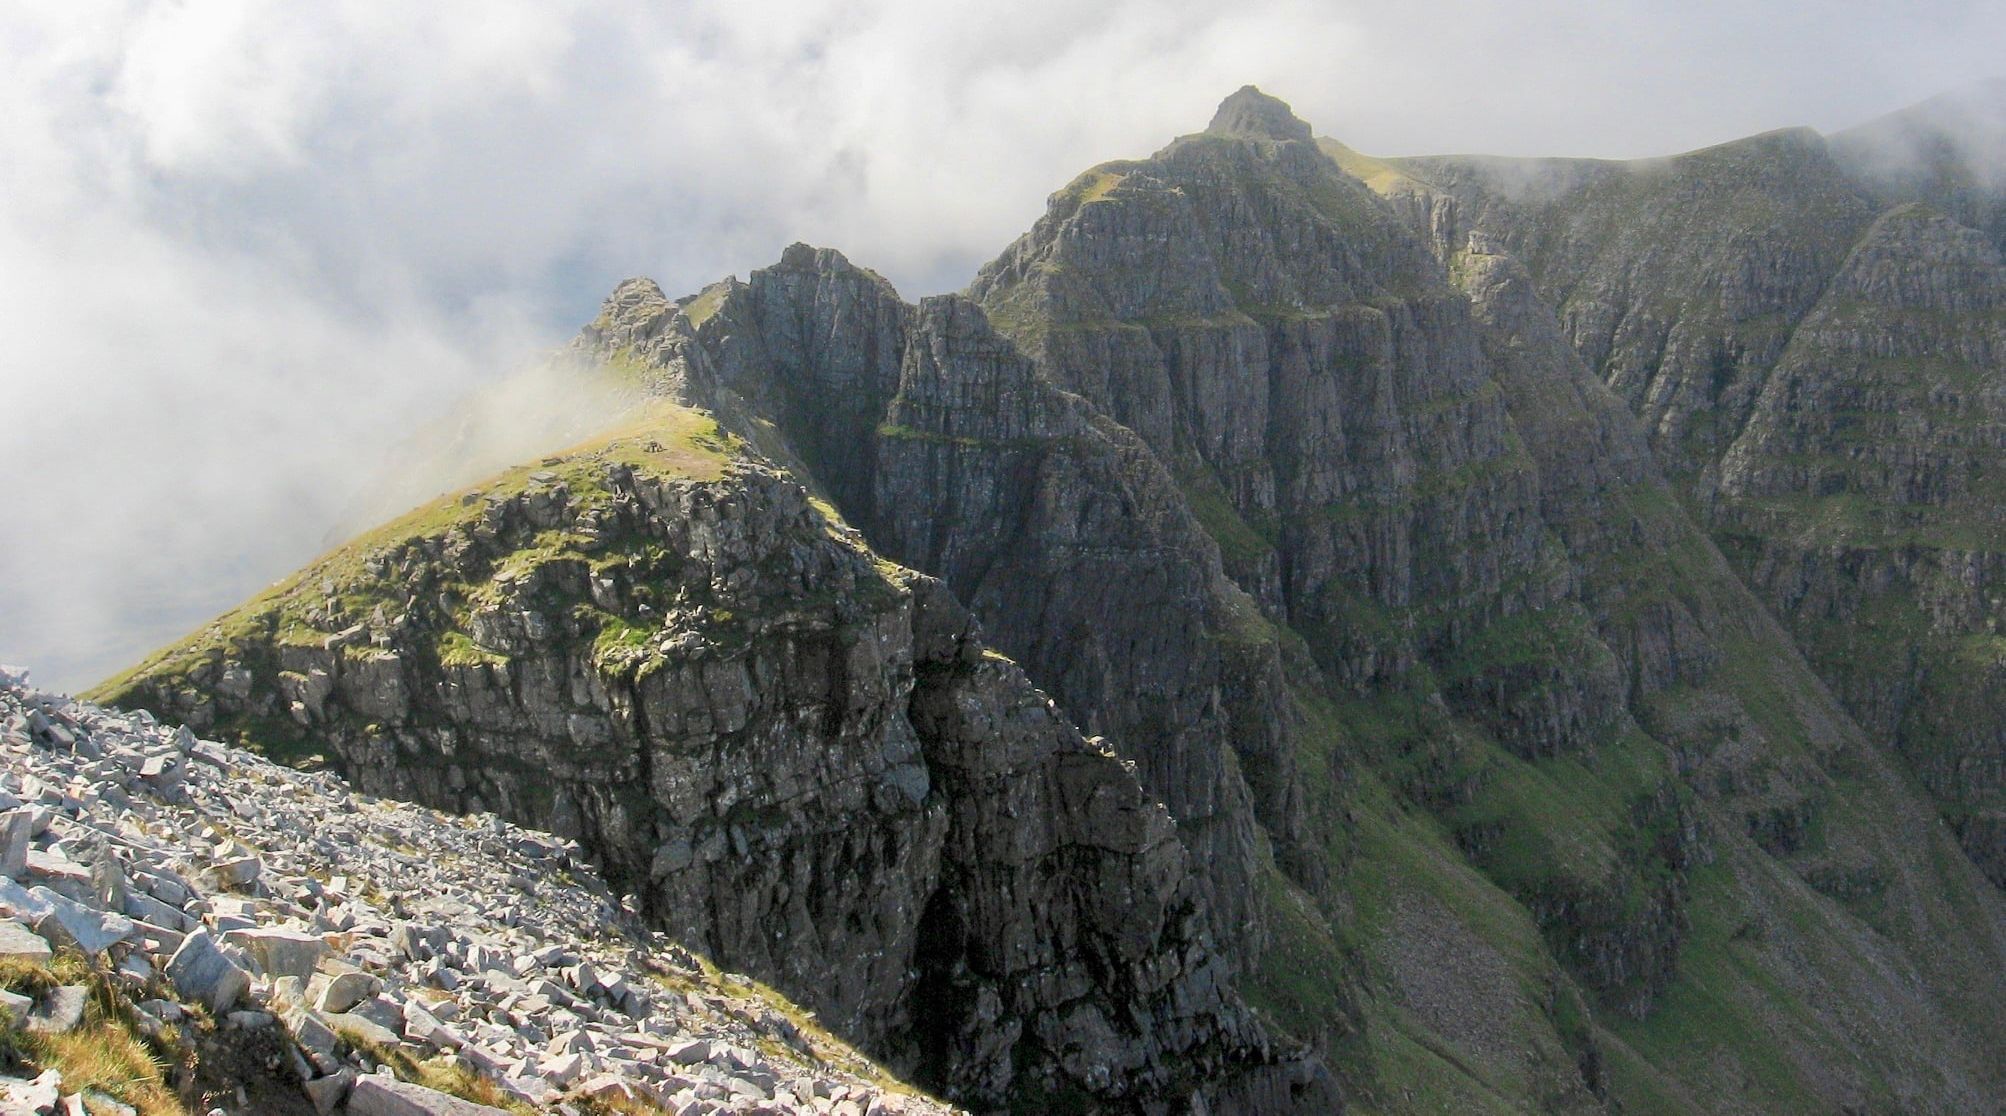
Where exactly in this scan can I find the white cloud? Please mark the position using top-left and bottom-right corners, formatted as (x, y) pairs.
(1, 0), (2001, 690)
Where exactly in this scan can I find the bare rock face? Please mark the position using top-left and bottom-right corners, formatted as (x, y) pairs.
(573, 244), (1323, 974)
(1208, 85), (1316, 144)
(1366, 111), (2006, 888)
(967, 93), (2006, 1110)
(1386, 128), (1879, 480)
(1711, 203), (2006, 881)
(969, 97), (1566, 708)
(964, 93), (1704, 1026)
(102, 412), (1329, 1113)
(98, 88), (2006, 1115)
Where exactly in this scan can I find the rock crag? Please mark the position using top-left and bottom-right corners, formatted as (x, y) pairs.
(1348, 94), (2006, 887)
(0, 663), (960, 1115)
(99, 407), (1328, 1113)
(94, 86), (2006, 1114)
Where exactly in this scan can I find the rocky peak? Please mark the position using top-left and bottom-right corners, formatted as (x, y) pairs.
(96, 405), (1330, 1112)
(1831, 83), (2006, 265)
(774, 239), (871, 279)
(1833, 79), (2006, 180)
(85, 86), (2006, 1116)
(588, 276), (675, 337)
(616, 242), (1331, 959)
(1205, 84), (1314, 143)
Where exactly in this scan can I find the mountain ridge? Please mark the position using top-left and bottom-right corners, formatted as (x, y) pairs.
(91, 86), (2006, 1114)
(1354, 91), (2006, 890)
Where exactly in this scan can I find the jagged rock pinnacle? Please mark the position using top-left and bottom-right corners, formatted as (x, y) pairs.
(1206, 85), (1313, 143)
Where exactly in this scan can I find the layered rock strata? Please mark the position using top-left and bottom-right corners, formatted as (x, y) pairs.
(1350, 107), (2006, 884)
(98, 88), (2006, 1114)
(0, 664), (960, 1115)
(99, 410), (1327, 1113)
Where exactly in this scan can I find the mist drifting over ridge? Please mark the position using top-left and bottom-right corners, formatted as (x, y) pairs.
(4, 1), (2005, 691)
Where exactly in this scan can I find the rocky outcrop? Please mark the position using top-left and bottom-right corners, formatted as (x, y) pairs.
(1710, 202), (2006, 880)
(1, 664), (959, 1115)
(571, 245), (1323, 969)
(97, 87), (2006, 1115)
(1359, 108), (2006, 887)
(961, 89), (2006, 1111)
(98, 410), (1327, 1113)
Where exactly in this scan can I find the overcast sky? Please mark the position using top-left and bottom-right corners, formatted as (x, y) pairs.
(4, 0), (2003, 691)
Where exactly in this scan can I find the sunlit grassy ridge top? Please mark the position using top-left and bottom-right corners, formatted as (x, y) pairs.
(1316, 138), (1421, 194)
(92, 402), (735, 701)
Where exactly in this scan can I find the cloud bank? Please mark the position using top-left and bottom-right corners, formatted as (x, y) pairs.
(3, 0), (2003, 690)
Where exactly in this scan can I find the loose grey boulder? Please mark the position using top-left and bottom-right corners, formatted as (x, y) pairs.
(0, 809), (29, 880)
(224, 926), (326, 982)
(349, 994), (403, 1034)
(324, 1011), (399, 1049)
(303, 1068), (355, 1115)
(90, 856), (127, 913)
(165, 929), (249, 1013)
(23, 985), (86, 1035)
(138, 755), (185, 794)
(0, 1068), (62, 1114)
(0, 919), (51, 964)
(347, 1075), (510, 1116)
(30, 887), (134, 955)
(284, 1005), (339, 1055)
(210, 854), (261, 890)
(314, 968), (377, 1014)
(0, 879), (52, 925)
(389, 922), (447, 962)
(79, 1091), (134, 1116)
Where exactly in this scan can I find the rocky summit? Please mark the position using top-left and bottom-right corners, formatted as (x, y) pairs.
(75, 85), (2006, 1114)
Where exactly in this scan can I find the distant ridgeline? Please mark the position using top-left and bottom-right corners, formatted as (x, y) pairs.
(102, 84), (2006, 1114)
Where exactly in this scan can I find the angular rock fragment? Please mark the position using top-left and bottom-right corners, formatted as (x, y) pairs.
(23, 985), (86, 1034)
(325, 1011), (400, 1049)
(347, 1074), (510, 1116)
(165, 929), (250, 1013)
(0, 809), (29, 880)
(0, 1069), (61, 1114)
(314, 967), (378, 1014)
(31, 888), (134, 955)
(224, 926), (327, 982)
(303, 1068), (355, 1114)
(0, 920), (51, 965)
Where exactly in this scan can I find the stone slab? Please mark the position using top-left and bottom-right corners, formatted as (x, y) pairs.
(0, 920), (51, 965)
(346, 1075), (510, 1116)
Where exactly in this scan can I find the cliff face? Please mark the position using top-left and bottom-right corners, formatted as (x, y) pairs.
(1712, 204), (2006, 876)
(957, 90), (2006, 1112)
(1376, 129), (1878, 482)
(576, 246), (1322, 972)
(969, 89), (1570, 726)
(96, 88), (2006, 1115)
(98, 407), (1326, 1113)
(1360, 112), (2006, 886)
